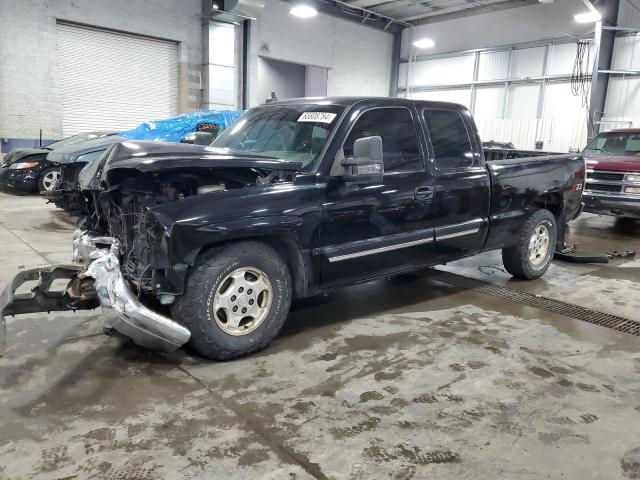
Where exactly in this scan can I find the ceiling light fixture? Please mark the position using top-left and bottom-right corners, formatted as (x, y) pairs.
(290, 4), (318, 18)
(412, 38), (436, 49)
(574, 10), (601, 23)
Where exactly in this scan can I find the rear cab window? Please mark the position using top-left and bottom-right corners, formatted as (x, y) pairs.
(423, 109), (477, 170)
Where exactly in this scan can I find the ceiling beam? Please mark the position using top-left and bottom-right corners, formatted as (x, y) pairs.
(411, 0), (539, 25)
(398, 0), (503, 21)
(288, 0), (408, 31)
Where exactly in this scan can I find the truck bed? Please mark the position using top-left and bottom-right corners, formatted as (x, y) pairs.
(483, 153), (585, 251)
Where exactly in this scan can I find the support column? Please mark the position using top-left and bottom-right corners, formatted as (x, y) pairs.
(241, 19), (251, 109)
(589, 0), (620, 136)
(389, 28), (403, 97)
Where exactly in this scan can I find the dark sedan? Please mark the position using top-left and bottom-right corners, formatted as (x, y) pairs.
(0, 131), (117, 194)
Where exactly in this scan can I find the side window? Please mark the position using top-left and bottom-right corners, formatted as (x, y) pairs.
(344, 108), (422, 173)
(625, 134), (640, 153)
(424, 109), (475, 170)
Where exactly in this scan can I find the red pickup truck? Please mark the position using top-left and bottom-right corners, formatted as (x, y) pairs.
(583, 128), (640, 219)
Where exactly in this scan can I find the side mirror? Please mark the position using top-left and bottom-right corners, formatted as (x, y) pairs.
(180, 131), (214, 145)
(341, 136), (384, 184)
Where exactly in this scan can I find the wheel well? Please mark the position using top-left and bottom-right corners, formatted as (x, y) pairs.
(531, 193), (563, 219)
(197, 235), (309, 300)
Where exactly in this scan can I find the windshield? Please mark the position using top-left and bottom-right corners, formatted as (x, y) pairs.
(583, 131), (640, 157)
(211, 104), (345, 169)
(46, 131), (116, 150)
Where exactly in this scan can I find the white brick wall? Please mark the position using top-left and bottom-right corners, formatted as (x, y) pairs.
(0, 0), (202, 139)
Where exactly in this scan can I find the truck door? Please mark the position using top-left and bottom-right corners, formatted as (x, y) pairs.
(316, 106), (436, 288)
(422, 108), (490, 261)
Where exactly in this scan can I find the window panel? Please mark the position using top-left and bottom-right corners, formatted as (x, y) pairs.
(208, 64), (235, 106)
(209, 22), (235, 67)
(478, 51), (509, 81)
(409, 55), (475, 87)
(612, 34), (640, 70)
(511, 47), (545, 78)
(474, 87), (505, 120)
(424, 109), (475, 170)
(543, 82), (586, 119)
(548, 43), (581, 76)
(506, 84), (540, 119)
(345, 108), (422, 173)
(605, 76), (640, 119)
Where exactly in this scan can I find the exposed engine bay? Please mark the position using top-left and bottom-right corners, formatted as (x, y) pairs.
(79, 166), (295, 296)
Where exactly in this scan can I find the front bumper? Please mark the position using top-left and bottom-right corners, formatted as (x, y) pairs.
(0, 232), (191, 355)
(83, 242), (191, 352)
(0, 166), (39, 193)
(583, 192), (640, 218)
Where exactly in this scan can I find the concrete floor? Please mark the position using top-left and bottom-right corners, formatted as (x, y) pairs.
(1, 191), (640, 480)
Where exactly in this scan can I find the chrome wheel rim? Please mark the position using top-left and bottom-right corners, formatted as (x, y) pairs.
(212, 267), (272, 336)
(42, 170), (60, 191)
(529, 223), (550, 266)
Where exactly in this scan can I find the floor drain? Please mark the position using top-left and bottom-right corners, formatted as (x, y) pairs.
(429, 269), (640, 336)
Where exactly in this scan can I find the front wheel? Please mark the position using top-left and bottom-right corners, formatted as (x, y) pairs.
(502, 209), (557, 280)
(172, 241), (292, 360)
(37, 167), (60, 192)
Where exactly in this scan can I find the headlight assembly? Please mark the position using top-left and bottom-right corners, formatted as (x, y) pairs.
(626, 173), (640, 183)
(9, 161), (39, 170)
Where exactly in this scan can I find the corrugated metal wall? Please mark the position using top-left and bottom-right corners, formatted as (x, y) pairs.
(57, 22), (178, 136)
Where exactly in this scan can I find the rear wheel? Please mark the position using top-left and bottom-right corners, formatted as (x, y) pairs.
(502, 209), (557, 280)
(172, 241), (292, 360)
(37, 167), (60, 192)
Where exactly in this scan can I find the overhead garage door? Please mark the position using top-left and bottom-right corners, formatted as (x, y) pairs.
(57, 22), (178, 136)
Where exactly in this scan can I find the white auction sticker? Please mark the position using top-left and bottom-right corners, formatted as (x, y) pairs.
(297, 112), (337, 124)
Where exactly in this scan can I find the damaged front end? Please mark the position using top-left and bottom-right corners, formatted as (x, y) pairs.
(1, 141), (302, 356)
(0, 231), (191, 356)
(77, 233), (191, 351)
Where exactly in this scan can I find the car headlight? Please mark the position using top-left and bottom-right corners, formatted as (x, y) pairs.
(9, 161), (39, 170)
(625, 186), (640, 194)
(626, 173), (640, 183)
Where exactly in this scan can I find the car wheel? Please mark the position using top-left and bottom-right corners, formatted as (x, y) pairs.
(502, 209), (557, 280)
(172, 241), (292, 360)
(37, 167), (61, 192)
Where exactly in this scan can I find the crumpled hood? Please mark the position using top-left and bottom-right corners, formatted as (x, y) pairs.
(78, 140), (303, 190)
(586, 155), (640, 172)
(46, 136), (125, 164)
(101, 140), (303, 173)
(2, 148), (48, 166)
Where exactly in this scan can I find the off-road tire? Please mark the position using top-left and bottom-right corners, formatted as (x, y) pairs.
(502, 209), (557, 280)
(172, 241), (292, 360)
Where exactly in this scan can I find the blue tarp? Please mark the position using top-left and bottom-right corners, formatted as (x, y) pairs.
(120, 110), (244, 142)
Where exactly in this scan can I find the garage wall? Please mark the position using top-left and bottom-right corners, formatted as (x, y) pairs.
(256, 57), (306, 103)
(0, 0), (202, 146)
(248, 0), (393, 106)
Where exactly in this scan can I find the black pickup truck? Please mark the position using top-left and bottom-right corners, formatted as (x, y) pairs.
(0, 98), (585, 360)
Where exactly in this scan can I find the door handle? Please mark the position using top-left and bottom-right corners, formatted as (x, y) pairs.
(414, 186), (433, 200)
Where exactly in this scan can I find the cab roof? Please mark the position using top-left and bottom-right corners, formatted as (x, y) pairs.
(267, 96), (468, 111)
(605, 128), (640, 133)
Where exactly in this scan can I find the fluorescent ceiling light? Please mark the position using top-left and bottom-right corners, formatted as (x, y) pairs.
(574, 11), (601, 23)
(413, 38), (435, 49)
(290, 4), (317, 18)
